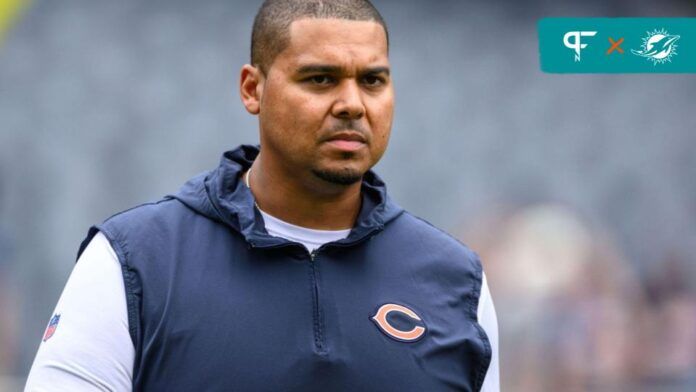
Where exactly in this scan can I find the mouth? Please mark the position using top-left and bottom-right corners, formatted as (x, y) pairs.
(323, 132), (367, 152)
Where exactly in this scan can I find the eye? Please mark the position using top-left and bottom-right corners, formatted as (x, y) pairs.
(362, 74), (385, 87)
(308, 75), (335, 85)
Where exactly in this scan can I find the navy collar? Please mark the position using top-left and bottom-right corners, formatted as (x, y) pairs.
(172, 144), (403, 249)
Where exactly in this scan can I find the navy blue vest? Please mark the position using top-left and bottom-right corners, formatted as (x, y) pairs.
(78, 145), (491, 391)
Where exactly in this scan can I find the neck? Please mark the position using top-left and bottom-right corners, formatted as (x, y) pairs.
(245, 151), (362, 230)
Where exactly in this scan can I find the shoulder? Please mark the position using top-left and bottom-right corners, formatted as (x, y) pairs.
(395, 211), (478, 253)
(389, 210), (483, 268)
(103, 197), (185, 226)
(99, 196), (206, 239)
(94, 197), (202, 263)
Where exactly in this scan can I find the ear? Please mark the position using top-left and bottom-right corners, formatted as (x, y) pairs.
(239, 64), (264, 115)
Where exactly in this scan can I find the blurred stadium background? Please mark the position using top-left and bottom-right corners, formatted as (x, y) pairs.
(1, 0), (695, 390)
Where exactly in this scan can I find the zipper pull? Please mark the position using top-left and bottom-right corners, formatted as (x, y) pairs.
(310, 249), (317, 261)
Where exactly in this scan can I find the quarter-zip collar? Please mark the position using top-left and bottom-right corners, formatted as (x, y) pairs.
(169, 144), (404, 249)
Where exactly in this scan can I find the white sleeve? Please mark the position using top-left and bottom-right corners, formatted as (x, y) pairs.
(478, 272), (500, 392)
(24, 232), (134, 392)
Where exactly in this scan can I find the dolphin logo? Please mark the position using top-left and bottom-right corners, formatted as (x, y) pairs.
(632, 29), (680, 64)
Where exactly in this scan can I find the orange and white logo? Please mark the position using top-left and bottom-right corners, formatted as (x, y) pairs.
(370, 303), (426, 342)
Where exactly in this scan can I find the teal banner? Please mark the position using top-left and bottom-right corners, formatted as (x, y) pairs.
(539, 18), (696, 73)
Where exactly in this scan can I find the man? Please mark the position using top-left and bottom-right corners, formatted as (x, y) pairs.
(26, 0), (499, 391)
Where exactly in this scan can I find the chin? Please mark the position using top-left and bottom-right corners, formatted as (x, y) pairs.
(311, 166), (364, 185)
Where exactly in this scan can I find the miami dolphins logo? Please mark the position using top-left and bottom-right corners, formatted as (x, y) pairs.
(631, 28), (680, 65)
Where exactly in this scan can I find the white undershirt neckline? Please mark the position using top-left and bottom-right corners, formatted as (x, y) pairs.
(258, 207), (352, 253)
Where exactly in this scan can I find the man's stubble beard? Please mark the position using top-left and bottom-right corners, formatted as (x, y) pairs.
(310, 119), (372, 185)
(312, 168), (363, 185)
(311, 151), (364, 185)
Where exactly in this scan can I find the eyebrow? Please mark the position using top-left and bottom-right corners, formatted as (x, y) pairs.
(295, 64), (390, 76)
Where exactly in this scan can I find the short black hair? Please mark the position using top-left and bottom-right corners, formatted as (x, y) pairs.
(251, 0), (389, 74)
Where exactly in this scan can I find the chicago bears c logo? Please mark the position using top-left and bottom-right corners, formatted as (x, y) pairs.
(370, 303), (426, 342)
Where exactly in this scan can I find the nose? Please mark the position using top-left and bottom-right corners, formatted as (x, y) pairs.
(331, 80), (365, 120)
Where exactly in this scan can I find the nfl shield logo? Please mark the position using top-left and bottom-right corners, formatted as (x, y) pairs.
(43, 314), (61, 342)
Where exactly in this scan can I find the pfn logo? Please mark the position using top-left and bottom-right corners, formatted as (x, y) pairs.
(563, 31), (597, 62)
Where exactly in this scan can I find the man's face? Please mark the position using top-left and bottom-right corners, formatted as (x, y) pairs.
(256, 18), (393, 186)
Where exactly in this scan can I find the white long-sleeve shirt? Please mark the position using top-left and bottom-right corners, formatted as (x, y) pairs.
(26, 208), (499, 391)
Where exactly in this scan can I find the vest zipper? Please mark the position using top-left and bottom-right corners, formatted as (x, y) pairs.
(308, 248), (326, 354)
(249, 229), (386, 356)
